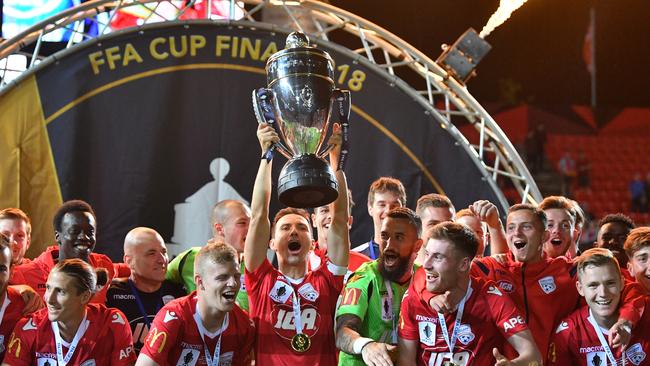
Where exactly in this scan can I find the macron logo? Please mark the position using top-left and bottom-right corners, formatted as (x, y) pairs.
(23, 319), (37, 331)
(163, 311), (178, 323)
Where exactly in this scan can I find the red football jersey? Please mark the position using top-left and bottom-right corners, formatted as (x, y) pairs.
(245, 259), (345, 365)
(4, 303), (136, 365)
(0, 287), (28, 360)
(471, 253), (645, 362)
(549, 297), (650, 366)
(10, 246), (116, 303)
(140, 292), (255, 366)
(400, 269), (529, 366)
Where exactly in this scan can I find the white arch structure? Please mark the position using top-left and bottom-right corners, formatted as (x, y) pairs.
(0, 0), (541, 208)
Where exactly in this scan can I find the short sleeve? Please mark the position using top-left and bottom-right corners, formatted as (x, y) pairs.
(547, 320), (574, 366)
(245, 259), (274, 295)
(109, 309), (137, 365)
(397, 289), (419, 341)
(485, 283), (529, 338)
(140, 304), (183, 364)
(3, 318), (36, 366)
(336, 272), (370, 321)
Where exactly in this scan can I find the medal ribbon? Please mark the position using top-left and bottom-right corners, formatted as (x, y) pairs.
(0, 293), (12, 327)
(437, 279), (472, 355)
(128, 279), (161, 329)
(587, 310), (626, 366)
(291, 289), (304, 336)
(193, 304), (228, 366)
(52, 312), (89, 366)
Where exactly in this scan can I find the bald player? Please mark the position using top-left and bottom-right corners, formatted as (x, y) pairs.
(107, 227), (186, 352)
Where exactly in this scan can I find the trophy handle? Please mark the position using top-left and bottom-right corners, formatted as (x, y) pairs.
(319, 89), (351, 170)
(252, 88), (293, 160)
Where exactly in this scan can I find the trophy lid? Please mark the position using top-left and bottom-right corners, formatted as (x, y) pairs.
(266, 32), (334, 86)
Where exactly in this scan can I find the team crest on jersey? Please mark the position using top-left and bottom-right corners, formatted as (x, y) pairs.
(487, 286), (503, 296)
(37, 357), (57, 366)
(587, 351), (607, 366)
(625, 343), (647, 365)
(269, 281), (293, 304)
(497, 280), (514, 293)
(80, 360), (96, 366)
(23, 319), (38, 331)
(381, 294), (393, 322)
(456, 324), (475, 345)
(298, 283), (319, 302)
(418, 321), (436, 346)
(176, 348), (200, 366)
(538, 276), (556, 294)
(164, 310), (179, 323)
(555, 321), (569, 333)
(112, 313), (126, 324)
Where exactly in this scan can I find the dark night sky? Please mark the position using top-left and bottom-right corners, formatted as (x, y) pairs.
(330, 0), (650, 108)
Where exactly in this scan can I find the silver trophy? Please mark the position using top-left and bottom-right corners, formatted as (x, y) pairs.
(253, 32), (350, 208)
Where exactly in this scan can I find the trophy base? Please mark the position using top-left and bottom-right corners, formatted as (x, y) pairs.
(278, 154), (339, 208)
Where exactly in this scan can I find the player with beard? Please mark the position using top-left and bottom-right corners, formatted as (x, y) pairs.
(428, 204), (645, 363)
(596, 213), (635, 278)
(540, 196), (577, 259)
(136, 241), (255, 366)
(3, 259), (136, 365)
(549, 248), (650, 366)
(11, 200), (117, 303)
(624, 227), (650, 294)
(336, 207), (422, 366)
(244, 123), (350, 365)
(398, 222), (541, 366)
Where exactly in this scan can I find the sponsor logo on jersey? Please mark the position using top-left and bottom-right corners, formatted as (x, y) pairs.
(163, 310), (179, 323)
(119, 345), (134, 360)
(176, 349), (200, 366)
(269, 280), (293, 304)
(586, 351), (607, 366)
(80, 360), (96, 366)
(555, 321), (569, 333)
(487, 286), (503, 296)
(298, 283), (319, 302)
(112, 294), (136, 300)
(538, 276), (556, 294)
(503, 316), (525, 332)
(418, 321), (436, 346)
(415, 314), (437, 322)
(457, 324), (475, 345)
(341, 288), (360, 306)
(626, 343), (647, 365)
(146, 327), (168, 353)
(22, 319), (37, 331)
(427, 350), (472, 365)
(7, 333), (20, 357)
(497, 280), (514, 293)
(271, 303), (321, 340)
(112, 312), (126, 324)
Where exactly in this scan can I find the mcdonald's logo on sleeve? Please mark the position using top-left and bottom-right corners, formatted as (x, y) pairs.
(341, 288), (361, 306)
(8, 332), (21, 358)
(145, 326), (168, 353)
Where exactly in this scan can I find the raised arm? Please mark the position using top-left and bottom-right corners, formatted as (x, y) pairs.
(470, 200), (508, 255)
(326, 123), (350, 267)
(244, 123), (279, 272)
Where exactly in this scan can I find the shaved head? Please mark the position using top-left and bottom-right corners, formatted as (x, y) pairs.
(123, 227), (168, 288)
(124, 227), (164, 255)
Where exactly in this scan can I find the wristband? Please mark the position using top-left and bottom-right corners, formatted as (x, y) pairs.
(352, 337), (374, 355)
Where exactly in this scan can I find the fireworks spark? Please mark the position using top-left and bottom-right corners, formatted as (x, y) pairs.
(479, 0), (529, 38)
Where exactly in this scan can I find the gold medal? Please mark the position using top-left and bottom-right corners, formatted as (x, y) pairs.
(291, 333), (311, 352)
(442, 361), (458, 366)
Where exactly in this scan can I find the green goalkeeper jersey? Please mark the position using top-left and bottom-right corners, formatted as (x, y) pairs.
(336, 260), (410, 366)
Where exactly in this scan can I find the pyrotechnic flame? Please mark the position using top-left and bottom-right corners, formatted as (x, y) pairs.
(479, 0), (529, 38)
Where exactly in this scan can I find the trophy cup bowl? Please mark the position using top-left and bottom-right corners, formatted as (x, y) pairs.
(255, 32), (344, 208)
